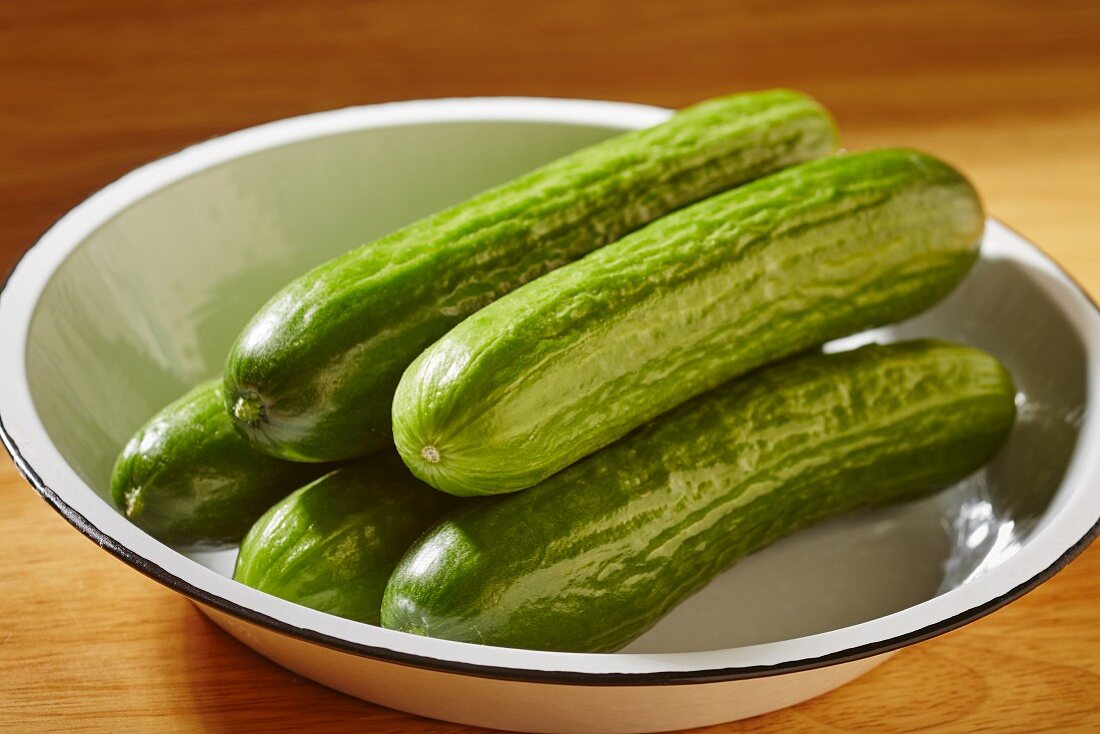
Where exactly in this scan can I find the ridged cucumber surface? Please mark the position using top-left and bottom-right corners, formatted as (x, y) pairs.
(224, 89), (839, 462)
(233, 453), (462, 624)
(382, 340), (1016, 652)
(394, 148), (985, 496)
(109, 381), (329, 548)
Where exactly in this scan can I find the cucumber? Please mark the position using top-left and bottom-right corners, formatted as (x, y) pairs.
(382, 340), (1017, 652)
(110, 380), (329, 547)
(223, 89), (839, 462)
(393, 148), (985, 496)
(233, 453), (462, 624)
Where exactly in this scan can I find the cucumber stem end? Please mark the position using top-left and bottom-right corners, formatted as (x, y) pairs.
(232, 393), (266, 427)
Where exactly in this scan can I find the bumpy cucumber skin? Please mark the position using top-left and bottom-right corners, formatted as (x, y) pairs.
(382, 341), (1017, 652)
(233, 453), (462, 624)
(394, 148), (985, 496)
(109, 380), (328, 548)
(223, 90), (839, 462)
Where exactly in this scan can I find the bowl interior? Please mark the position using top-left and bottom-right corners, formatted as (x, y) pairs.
(23, 112), (1085, 654)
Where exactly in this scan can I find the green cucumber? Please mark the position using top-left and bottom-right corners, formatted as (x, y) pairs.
(224, 89), (839, 462)
(382, 340), (1016, 652)
(110, 380), (329, 547)
(393, 148), (985, 496)
(233, 453), (462, 624)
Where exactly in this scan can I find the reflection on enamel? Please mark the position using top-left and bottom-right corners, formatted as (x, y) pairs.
(965, 522), (990, 549)
(940, 495), (1023, 592)
(971, 520), (1021, 581)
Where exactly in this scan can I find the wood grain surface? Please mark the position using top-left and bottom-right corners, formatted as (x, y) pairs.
(2, 1), (1099, 732)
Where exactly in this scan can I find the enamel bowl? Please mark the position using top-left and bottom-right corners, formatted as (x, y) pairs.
(1, 98), (1097, 734)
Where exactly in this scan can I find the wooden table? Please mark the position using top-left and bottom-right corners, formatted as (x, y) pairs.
(3, 2), (1099, 731)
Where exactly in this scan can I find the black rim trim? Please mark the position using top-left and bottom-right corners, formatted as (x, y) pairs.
(1, 140), (1097, 687)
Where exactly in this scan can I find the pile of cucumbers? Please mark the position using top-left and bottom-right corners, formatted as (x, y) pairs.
(111, 89), (1016, 653)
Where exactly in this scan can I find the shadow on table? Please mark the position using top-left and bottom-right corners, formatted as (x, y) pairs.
(180, 605), (483, 733)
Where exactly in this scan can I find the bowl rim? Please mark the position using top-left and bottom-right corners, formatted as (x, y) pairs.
(2, 96), (1098, 686)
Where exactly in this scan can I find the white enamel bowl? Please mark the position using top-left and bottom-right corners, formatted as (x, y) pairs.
(1, 98), (1098, 733)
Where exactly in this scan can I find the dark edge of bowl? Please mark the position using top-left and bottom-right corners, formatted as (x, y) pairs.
(2, 203), (1098, 687)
